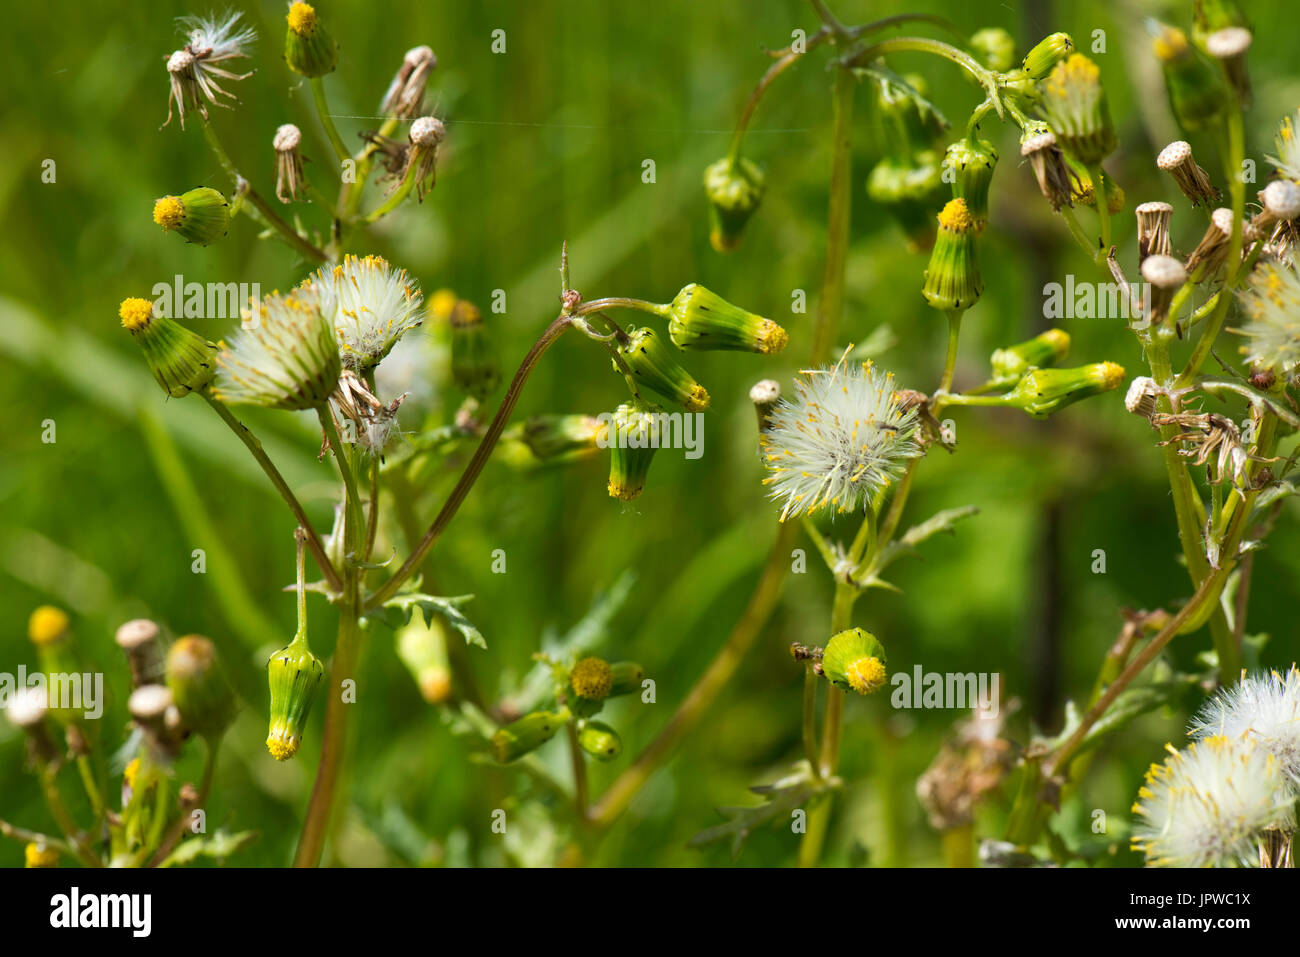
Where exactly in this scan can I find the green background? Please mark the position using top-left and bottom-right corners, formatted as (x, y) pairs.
(2, 0), (1297, 866)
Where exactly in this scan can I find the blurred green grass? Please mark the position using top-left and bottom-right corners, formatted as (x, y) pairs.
(2, 0), (1299, 866)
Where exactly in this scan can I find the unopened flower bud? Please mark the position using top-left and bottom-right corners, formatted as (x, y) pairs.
(1153, 24), (1227, 131)
(606, 400), (662, 501)
(1004, 362), (1126, 418)
(395, 612), (451, 704)
(576, 720), (622, 761)
(866, 150), (946, 251)
(876, 73), (945, 147)
(1135, 201), (1174, 263)
(166, 635), (237, 740)
(821, 628), (888, 696)
(491, 709), (569, 763)
(152, 187), (231, 246)
(969, 28), (1016, 73)
(704, 156), (765, 252)
(665, 284), (787, 354)
(1038, 54), (1116, 166)
(922, 199), (982, 311)
(382, 45), (437, 120)
(1021, 32), (1074, 82)
(616, 327), (709, 412)
(1157, 141), (1220, 208)
(607, 661), (645, 698)
(273, 124), (306, 203)
(1141, 255), (1188, 323)
(266, 638), (325, 761)
(945, 134), (998, 232)
(568, 656), (613, 718)
(509, 414), (605, 465)
(990, 329), (1070, 382)
(449, 299), (501, 399)
(749, 379), (781, 433)
(116, 619), (165, 689)
(119, 297), (219, 399)
(284, 2), (337, 78)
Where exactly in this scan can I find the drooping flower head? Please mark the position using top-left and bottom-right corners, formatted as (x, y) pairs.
(163, 11), (256, 129)
(761, 355), (921, 521)
(1131, 736), (1293, 867)
(1190, 666), (1300, 785)
(1238, 260), (1300, 376)
(307, 255), (424, 371)
(213, 283), (342, 410)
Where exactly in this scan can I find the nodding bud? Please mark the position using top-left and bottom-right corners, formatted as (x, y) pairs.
(6, 687), (57, 764)
(665, 284), (788, 355)
(129, 685), (183, 761)
(284, 2), (337, 78)
(749, 379), (782, 434)
(1020, 32), (1074, 81)
(1038, 54), (1116, 166)
(922, 199), (982, 311)
(265, 639), (325, 761)
(116, 619), (165, 690)
(606, 400), (662, 502)
(607, 661), (645, 697)
(821, 628), (888, 696)
(969, 27), (1016, 73)
(1203, 27), (1253, 106)
(1020, 128), (1077, 211)
(1141, 255), (1188, 323)
(1135, 201), (1174, 263)
(866, 151), (947, 252)
(491, 709), (569, 763)
(152, 187), (231, 246)
(396, 612), (452, 704)
(704, 156), (765, 252)
(945, 134), (998, 232)
(449, 300), (501, 399)
(615, 326), (709, 412)
(1152, 24), (1227, 131)
(24, 843), (59, 869)
(990, 329), (1071, 382)
(1186, 207), (1253, 277)
(1125, 375), (1162, 420)
(875, 72), (945, 147)
(576, 720), (623, 762)
(1157, 141), (1220, 208)
(166, 635), (237, 740)
(382, 45), (437, 120)
(568, 656), (613, 718)
(508, 414), (605, 466)
(1004, 362), (1126, 418)
(273, 124), (306, 203)
(1255, 180), (1300, 233)
(119, 297), (219, 399)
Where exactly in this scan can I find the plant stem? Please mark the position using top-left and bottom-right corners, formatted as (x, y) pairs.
(203, 395), (342, 593)
(845, 38), (1001, 115)
(316, 405), (365, 550)
(310, 77), (350, 164)
(811, 67), (855, 365)
(802, 666), (821, 772)
(567, 724), (589, 820)
(366, 315), (573, 610)
(148, 737), (218, 867)
(728, 49), (808, 164)
(361, 166), (416, 224)
(939, 309), (963, 393)
(38, 766), (99, 867)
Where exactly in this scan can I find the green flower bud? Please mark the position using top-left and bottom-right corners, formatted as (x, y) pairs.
(608, 661), (645, 697)
(922, 199), (982, 311)
(990, 329), (1071, 381)
(568, 656), (613, 718)
(1021, 32), (1074, 81)
(449, 299), (501, 399)
(1153, 25), (1227, 132)
(665, 284), (788, 355)
(396, 612), (451, 704)
(704, 156), (765, 252)
(945, 134), (998, 232)
(284, 2), (338, 78)
(969, 28), (1017, 73)
(606, 400), (662, 502)
(166, 635), (237, 740)
(119, 298), (219, 398)
(866, 150), (947, 251)
(1037, 54), (1116, 166)
(152, 187), (231, 246)
(1192, 0), (1249, 50)
(502, 414), (606, 469)
(876, 73), (946, 148)
(491, 709), (569, 763)
(1004, 362), (1125, 418)
(821, 628), (888, 696)
(266, 637), (325, 761)
(577, 720), (622, 761)
(616, 326), (709, 412)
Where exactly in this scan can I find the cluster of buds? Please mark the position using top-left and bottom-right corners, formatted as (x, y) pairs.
(867, 73), (949, 251)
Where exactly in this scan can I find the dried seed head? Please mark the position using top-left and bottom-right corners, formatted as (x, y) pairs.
(382, 45), (437, 119)
(402, 116), (446, 200)
(1256, 180), (1300, 233)
(749, 378), (781, 433)
(273, 123), (301, 152)
(1186, 207), (1252, 275)
(1135, 201), (1174, 262)
(273, 123), (305, 202)
(410, 115), (446, 148)
(116, 619), (164, 689)
(1124, 375), (1161, 419)
(1204, 27), (1253, 105)
(1157, 141), (1220, 207)
(1020, 128), (1077, 211)
(162, 12), (255, 129)
(1141, 254), (1187, 321)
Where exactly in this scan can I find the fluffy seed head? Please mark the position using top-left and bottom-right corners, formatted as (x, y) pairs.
(1190, 666), (1300, 784)
(1261, 180), (1300, 221)
(307, 255), (424, 371)
(1268, 111), (1300, 181)
(1238, 261), (1300, 375)
(761, 356), (921, 521)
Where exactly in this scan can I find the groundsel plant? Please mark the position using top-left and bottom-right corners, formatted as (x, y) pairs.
(3, 2), (789, 868)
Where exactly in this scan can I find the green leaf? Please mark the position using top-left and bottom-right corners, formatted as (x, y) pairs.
(858, 505), (979, 588)
(382, 592), (486, 648)
(857, 62), (950, 133)
(688, 764), (824, 861)
(158, 829), (257, 867)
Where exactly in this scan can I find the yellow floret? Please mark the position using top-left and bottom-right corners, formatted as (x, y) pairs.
(27, 606), (69, 646)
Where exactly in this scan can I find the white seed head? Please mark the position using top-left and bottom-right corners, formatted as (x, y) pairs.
(1141, 254), (1187, 289)
(410, 116), (446, 147)
(1135, 201), (1173, 216)
(749, 379), (781, 405)
(1190, 666), (1300, 784)
(1157, 140), (1193, 170)
(1131, 736), (1294, 868)
(1210, 207), (1236, 236)
(115, 619), (160, 651)
(1020, 131), (1057, 156)
(6, 687), (49, 728)
(180, 11), (256, 61)
(129, 684), (174, 721)
(1239, 261), (1300, 375)
(167, 49), (196, 74)
(1262, 180), (1300, 221)
(405, 45), (436, 69)
(1205, 27), (1252, 60)
(760, 357), (921, 521)
(273, 123), (302, 152)
(1124, 375), (1160, 416)
(308, 255), (425, 371)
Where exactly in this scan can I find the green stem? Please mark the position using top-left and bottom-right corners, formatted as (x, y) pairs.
(811, 67), (855, 365)
(567, 723), (589, 820)
(310, 77), (350, 164)
(316, 405), (364, 553)
(846, 38), (1001, 116)
(38, 766), (100, 867)
(939, 309), (963, 393)
(802, 666), (821, 772)
(361, 165), (416, 224)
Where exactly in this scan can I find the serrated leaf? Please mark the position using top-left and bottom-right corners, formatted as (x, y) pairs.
(158, 829), (257, 868)
(688, 764), (823, 861)
(857, 62), (950, 133)
(857, 505), (979, 587)
(382, 592), (486, 648)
